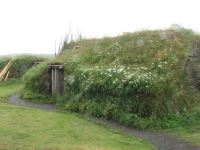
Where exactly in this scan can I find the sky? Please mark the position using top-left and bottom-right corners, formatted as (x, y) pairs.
(0, 0), (199, 55)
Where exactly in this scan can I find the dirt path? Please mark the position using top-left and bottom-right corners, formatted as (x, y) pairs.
(9, 94), (200, 150)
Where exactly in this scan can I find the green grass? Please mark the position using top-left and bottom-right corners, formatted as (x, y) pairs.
(183, 131), (200, 146)
(160, 105), (200, 147)
(0, 102), (157, 150)
(161, 125), (200, 147)
(0, 79), (156, 150)
(0, 79), (23, 102)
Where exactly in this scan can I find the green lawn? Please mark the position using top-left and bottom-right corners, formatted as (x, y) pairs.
(0, 79), (23, 102)
(0, 81), (156, 150)
(0, 102), (157, 150)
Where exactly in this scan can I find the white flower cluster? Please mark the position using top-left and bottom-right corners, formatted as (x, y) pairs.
(79, 65), (160, 92)
(158, 61), (168, 68)
(65, 75), (75, 85)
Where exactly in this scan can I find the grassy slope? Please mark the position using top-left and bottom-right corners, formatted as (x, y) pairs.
(46, 28), (200, 119)
(0, 81), (156, 150)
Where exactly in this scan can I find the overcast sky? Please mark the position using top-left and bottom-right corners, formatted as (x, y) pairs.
(0, 0), (199, 55)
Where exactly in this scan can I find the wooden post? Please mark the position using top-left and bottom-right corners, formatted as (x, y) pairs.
(0, 61), (11, 81)
(5, 71), (10, 81)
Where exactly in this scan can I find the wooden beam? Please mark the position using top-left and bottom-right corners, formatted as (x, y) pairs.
(5, 71), (10, 81)
(0, 61), (11, 81)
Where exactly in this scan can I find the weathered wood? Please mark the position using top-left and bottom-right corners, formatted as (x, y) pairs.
(48, 65), (63, 69)
(0, 61), (11, 81)
(5, 71), (10, 81)
(48, 65), (64, 95)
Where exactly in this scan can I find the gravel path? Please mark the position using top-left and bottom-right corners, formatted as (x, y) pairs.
(8, 94), (57, 111)
(88, 116), (200, 150)
(9, 94), (200, 150)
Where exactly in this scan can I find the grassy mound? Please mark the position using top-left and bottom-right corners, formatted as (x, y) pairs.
(0, 55), (47, 79)
(22, 28), (200, 129)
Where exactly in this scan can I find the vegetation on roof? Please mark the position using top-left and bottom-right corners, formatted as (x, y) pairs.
(21, 27), (200, 130)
